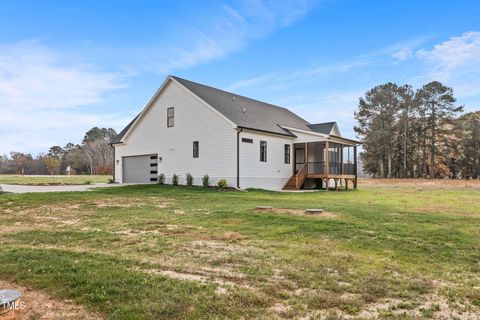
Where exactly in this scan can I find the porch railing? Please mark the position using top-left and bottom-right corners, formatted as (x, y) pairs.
(296, 163), (308, 189)
(304, 162), (356, 175)
(307, 162), (326, 174)
(343, 163), (356, 175)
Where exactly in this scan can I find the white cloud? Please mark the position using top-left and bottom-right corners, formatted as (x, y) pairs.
(416, 31), (480, 80)
(223, 58), (371, 92)
(389, 37), (430, 61)
(0, 41), (126, 153)
(224, 72), (278, 91)
(392, 48), (413, 61)
(139, 0), (319, 73)
(0, 41), (125, 110)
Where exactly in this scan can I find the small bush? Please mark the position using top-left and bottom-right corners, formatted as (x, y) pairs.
(217, 179), (228, 189)
(202, 174), (210, 188)
(186, 173), (193, 186)
(107, 178), (114, 184)
(158, 174), (165, 185)
(85, 180), (92, 185)
(172, 174), (179, 186)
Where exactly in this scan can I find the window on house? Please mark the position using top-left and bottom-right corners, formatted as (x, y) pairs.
(260, 141), (267, 162)
(167, 107), (174, 127)
(242, 138), (253, 143)
(193, 141), (199, 158)
(284, 144), (291, 164)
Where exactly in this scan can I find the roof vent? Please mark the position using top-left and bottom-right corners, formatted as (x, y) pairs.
(243, 106), (246, 114)
(232, 96), (236, 102)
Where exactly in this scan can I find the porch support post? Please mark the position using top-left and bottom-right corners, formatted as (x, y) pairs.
(340, 144), (344, 175)
(325, 141), (329, 177)
(292, 144), (296, 175)
(305, 142), (308, 174)
(354, 145), (358, 189)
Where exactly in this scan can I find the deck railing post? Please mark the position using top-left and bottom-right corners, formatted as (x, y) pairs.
(340, 144), (344, 175)
(325, 141), (329, 176)
(305, 142), (308, 175)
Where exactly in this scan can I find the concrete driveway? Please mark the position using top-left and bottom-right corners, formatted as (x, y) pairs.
(0, 183), (122, 194)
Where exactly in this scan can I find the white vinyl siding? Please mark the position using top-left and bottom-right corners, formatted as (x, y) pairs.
(238, 129), (294, 190)
(114, 80), (237, 186)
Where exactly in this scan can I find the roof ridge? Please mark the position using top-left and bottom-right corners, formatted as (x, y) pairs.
(309, 121), (336, 125)
(170, 75), (300, 115)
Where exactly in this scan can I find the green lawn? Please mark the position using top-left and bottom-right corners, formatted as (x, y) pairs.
(0, 184), (479, 319)
(0, 174), (112, 185)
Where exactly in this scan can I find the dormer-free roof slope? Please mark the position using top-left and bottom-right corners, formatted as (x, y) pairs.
(171, 76), (313, 136)
(113, 76), (348, 143)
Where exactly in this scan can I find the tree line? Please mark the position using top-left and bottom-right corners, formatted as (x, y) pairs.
(0, 127), (117, 175)
(355, 81), (480, 179)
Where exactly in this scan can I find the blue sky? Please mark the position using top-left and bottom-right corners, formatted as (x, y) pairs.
(1, 0), (479, 154)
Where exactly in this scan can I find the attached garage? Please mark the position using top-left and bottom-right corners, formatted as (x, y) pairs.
(122, 154), (158, 183)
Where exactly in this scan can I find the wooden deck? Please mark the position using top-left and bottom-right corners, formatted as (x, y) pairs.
(306, 173), (356, 179)
(283, 174), (357, 191)
(283, 141), (358, 191)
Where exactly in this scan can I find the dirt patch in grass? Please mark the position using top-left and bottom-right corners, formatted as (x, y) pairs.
(256, 207), (338, 219)
(0, 279), (101, 320)
(133, 266), (253, 295)
(92, 197), (173, 209)
(210, 231), (249, 241)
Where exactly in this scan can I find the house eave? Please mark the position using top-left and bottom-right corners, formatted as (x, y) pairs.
(279, 125), (329, 138)
(328, 135), (361, 145)
(238, 126), (297, 138)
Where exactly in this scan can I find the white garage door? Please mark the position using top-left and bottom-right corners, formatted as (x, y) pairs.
(122, 154), (158, 183)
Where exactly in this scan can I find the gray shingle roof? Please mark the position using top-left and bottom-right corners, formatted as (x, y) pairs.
(308, 122), (337, 135)
(112, 115), (138, 143)
(171, 76), (313, 136)
(114, 76), (343, 143)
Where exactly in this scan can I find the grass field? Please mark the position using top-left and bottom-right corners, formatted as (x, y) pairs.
(0, 181), (479, 319)
(0, 174), (112, 185)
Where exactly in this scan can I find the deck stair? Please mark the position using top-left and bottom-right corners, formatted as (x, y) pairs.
(282, 163), (307, 190)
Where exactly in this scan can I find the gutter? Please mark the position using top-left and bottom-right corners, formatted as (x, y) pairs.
(329, 134), (362, 145)
(237, 126), (296, 138)
(237, 127), (243, 189)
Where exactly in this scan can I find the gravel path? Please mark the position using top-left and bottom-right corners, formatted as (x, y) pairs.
(0, 183), (122, 194)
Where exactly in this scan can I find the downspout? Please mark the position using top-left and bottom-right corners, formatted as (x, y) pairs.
(237, 127), (243, 189)
(109, 144), (115, 182)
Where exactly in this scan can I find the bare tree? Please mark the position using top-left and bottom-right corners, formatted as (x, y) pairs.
(10, 152), (33, 175)
(82, 140), (114, 175)
(43, 156), (62, 183)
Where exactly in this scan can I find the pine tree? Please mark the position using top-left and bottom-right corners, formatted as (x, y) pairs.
(416, 82), (463, 179)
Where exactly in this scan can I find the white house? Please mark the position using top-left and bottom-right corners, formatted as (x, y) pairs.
(111, 76), (359, 191)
